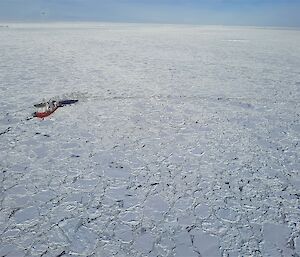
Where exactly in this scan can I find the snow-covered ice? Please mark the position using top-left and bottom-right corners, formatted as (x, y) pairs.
(0, 23), (299, 256)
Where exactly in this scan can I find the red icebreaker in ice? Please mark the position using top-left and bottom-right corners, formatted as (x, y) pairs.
(33, 101), (60, 118)
(33, 99), (78, 118)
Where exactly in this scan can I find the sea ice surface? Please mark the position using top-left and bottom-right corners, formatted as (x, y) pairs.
(0, 23), (299, 256)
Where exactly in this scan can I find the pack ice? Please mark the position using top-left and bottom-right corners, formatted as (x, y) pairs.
(0, 23), (299, 257)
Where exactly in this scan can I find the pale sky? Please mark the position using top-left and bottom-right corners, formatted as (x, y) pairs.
(0, 0), (299, 27)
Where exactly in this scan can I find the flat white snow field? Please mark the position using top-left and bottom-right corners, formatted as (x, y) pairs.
(0, 23), (299, 257)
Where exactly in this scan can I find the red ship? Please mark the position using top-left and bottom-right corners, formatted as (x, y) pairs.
(34, 101), (60, 118)
(33, 99), (78, 118)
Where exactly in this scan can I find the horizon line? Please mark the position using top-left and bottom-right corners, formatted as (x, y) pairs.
(1, 20), (300, 29)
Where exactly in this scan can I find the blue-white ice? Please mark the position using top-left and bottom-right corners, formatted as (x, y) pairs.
(0, 23), (299, 257)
